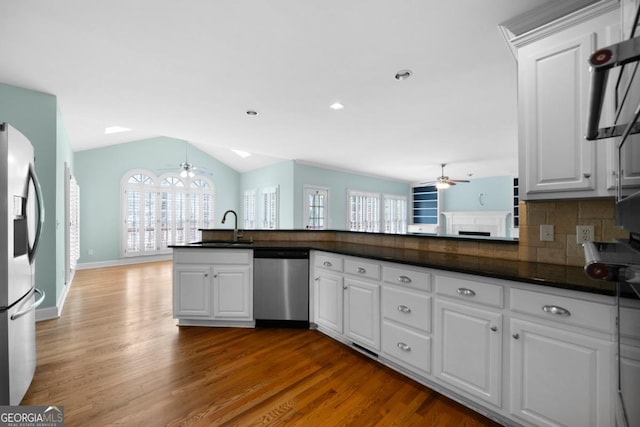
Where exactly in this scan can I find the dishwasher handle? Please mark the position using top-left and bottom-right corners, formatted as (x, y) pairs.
(253, 249), (309, 259)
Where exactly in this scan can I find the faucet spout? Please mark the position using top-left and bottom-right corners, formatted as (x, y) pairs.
(222, 209), (239, 242)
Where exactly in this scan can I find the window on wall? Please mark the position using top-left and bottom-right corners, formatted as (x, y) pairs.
(243, 189), (257, 229)
(303, 186), (329, 230)
(348, 190), (380, 232)
(261, 186), (278, 229)
(121, 170), (215, 257)
(383, 194), (407, 234)
(242, 186), (279, 229)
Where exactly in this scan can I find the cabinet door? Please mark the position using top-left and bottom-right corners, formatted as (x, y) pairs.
(433, 299), (502, 407)
(519, 31), (595, 195)
(173, 264), (213, 318)
(313, 269), (344, 334)
(344, 278), (380, 351)
(509, 318), (613, 427)
(212, 265), (252, 320)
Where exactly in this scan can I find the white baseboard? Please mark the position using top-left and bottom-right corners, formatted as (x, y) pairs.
(35, 255), (171, 322)
(76, 254), (171, 270)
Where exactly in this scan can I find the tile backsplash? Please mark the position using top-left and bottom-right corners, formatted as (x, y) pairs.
(202, 198), (629, 267)
(517, 198), (628, 266)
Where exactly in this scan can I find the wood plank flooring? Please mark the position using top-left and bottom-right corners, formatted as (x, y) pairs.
(22, 261), (502, 426)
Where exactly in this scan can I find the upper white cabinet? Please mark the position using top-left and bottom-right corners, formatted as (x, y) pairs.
(514, 5), (624, 199)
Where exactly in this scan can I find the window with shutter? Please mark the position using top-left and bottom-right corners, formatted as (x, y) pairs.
(303, 186), (329, 230)
(121, 170), (215, 257)
(383, 194), (407, 234)
(261, 186), (278, 229)
(243, 190), (257, 229)
(347, 190), (380, 232)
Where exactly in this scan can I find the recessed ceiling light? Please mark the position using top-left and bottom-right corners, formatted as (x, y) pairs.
(232, 149), (251, 158)
(246, 110), (258, 116)
(104, 126), (131, 134)
(394, 70), (412, 81)
(329, 102), (344, 110)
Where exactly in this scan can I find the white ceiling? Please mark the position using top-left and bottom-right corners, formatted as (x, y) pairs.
(0, 0), (554, 183)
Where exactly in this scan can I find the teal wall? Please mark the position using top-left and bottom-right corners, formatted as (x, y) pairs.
(240, 161), (295, 228)
(440, 176), (513, 212)
(0, 83), (71, 309)
(74, 137), (240, 263)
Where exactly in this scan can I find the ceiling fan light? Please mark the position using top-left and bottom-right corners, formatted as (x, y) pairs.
(436, 181), (450, 190)
(180, 169), (188, 178)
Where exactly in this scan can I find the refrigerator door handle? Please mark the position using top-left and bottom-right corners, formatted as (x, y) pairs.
(10, 288), (45, 321)
(28, 163), (45, 264)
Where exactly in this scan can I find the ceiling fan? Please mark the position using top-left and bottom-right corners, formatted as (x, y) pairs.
(420, 163), (470, 189)
(158, 142), (213, 178)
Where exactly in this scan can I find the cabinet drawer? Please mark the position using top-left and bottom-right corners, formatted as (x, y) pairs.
(382, 287), (431, 333)
(174, 249), (251, 265)
(382, 265), (431, 291)
(435, 275), (503, 308)
(314, 252), (343, 273)
(510, 288), (614, 333)
(344, 258), (381, 280)
(382, 321), (431, 374)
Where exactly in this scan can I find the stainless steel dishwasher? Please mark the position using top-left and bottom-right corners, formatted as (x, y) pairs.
(253, 249), (309, 328)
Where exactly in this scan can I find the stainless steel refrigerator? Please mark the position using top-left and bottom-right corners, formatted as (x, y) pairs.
(0, 123), (45, 405)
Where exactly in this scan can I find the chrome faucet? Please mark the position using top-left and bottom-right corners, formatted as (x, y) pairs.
(221, 209), (239, 242)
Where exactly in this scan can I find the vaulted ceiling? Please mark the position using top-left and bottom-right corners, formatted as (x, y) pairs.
(1, 0), (559, 183)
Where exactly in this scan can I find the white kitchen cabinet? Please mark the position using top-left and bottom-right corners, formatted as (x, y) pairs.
(509, 318), (613, 427)
(313, 269), (344, 335)
(173, 248), (254, 326)
(312, 252), (344, 335)
(516, 7), (621, 199)
(344, 277), (380, 352)
(433, 298), (502, 408)
(509, 286), (614, 427)
(380, 264), (433, 376)
(212, 264), (252, 320)
(173, 264), (213, 318)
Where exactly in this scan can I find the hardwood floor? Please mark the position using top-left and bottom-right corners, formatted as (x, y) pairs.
(23, 261), (502, 426)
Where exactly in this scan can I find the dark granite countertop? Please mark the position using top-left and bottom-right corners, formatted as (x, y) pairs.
(172, 240), (615, 296)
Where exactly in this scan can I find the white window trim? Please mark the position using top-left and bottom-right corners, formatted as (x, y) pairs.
(243, 189), (257, 229)
(260, 185), (279, 229)
(303, 185), (330, 230)
(382, 193), (408, 234)
(347, 189), (381, 233)
(120, 170), (215, 257)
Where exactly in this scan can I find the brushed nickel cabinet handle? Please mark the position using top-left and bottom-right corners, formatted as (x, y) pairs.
(397, 342), (411, 352)
(542, 305), (571, 317)
(397, 305), (411, 313)
(398, 275), (412, 284)
(490, 326), (498, 332)
(356, 267), (366, 274)
(323, 261), (332, 267)
(457, 288), (476, 297)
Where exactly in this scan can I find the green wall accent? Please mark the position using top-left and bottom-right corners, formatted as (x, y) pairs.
(74, 137), (240, 263)
(0, 82), (70, 309)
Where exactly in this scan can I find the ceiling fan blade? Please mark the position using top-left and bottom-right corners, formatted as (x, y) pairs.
(449, 179), (470, 183)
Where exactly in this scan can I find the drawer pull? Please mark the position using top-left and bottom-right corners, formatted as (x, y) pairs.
(457, 288), (476, 297)
(397, 342), (411, 352)
(398, 275), (412, 284)
(323, 261), (332, 267)
(542, 305), (571, 317)
(490, 326), (498, 332)
(397, 305), (411, 313)
(356, 267), (367, 274)
(513, 333), (520, 340)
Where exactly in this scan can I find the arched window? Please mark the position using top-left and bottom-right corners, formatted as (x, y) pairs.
(121, 170), (215, 257)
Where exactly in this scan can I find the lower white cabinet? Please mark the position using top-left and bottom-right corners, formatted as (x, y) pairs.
(344, 277), (380, 351)
(433, 298), (503, 407)
(173, 248), (253, 326)
(509, 318), (613, 427)
(174, 264), (213, 318)
(212, 265), (252, 320)
(314, 269), (344, 335)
